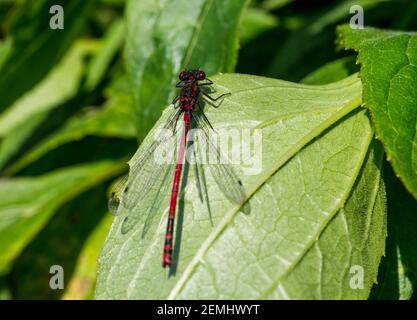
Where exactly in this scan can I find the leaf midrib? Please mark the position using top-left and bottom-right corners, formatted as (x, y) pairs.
(182, 0), (213, 68)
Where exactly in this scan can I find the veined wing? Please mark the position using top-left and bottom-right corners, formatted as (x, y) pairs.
(191, 111), (250, 213)
(120, 108), (181, 234)
(109, 107), (181, 216)
(121, 156), (175, 235)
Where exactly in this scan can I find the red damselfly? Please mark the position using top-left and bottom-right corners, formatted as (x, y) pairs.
(109, 70), (248, 268)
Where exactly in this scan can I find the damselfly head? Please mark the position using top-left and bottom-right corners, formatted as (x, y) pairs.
(178, 69), (206, 81)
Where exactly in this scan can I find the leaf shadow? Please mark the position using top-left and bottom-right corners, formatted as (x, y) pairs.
(370, 160), (417, 299)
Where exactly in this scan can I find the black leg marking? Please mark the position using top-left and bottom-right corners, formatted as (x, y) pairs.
(198, 79), (213, 86)
(202, 91), (230, 102)
(172, 95), (180, 105)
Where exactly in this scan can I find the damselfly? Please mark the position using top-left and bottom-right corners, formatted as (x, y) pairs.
(109, 70), (248, 268)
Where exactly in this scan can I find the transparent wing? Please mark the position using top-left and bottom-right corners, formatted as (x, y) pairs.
(119, 108), (181, 234)
(122, 108), (181, 208)
(109, 108), (181, 215)
(191, 110), (249, 213)
(121, 158), (175, 235)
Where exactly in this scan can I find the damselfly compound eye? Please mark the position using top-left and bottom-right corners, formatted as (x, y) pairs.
(179, 71), (189, 81)
(195, 70), (206, 80)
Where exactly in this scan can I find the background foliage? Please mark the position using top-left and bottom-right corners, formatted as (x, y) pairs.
(0, 0), (415, 299)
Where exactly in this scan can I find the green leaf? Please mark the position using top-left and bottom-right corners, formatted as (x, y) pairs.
(0, 40), (98, 139)
(83, 18), (126, 91)
(302, 56), (358, 85)
(62, 214), (113, 300)
(96, 74), (386, 299)
(261, 0), (293, 11)
(239, 7), (279, 45)
(371, 161), (417, 300)
(0, 0), (95, 112)
(0, 38), (12, 70)
(3, 75), (135, 175)
(11, 184), (112, 299)
(0, 273), (11, 300)
(337, 25), (417, 199)
(0, 40), (98, 171)
(265, 0), (388, 80)
(125, 0), (249, 138)
(0, 160), (124, 273)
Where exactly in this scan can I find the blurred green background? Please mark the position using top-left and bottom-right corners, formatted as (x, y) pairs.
(0, 0), (415, 300)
